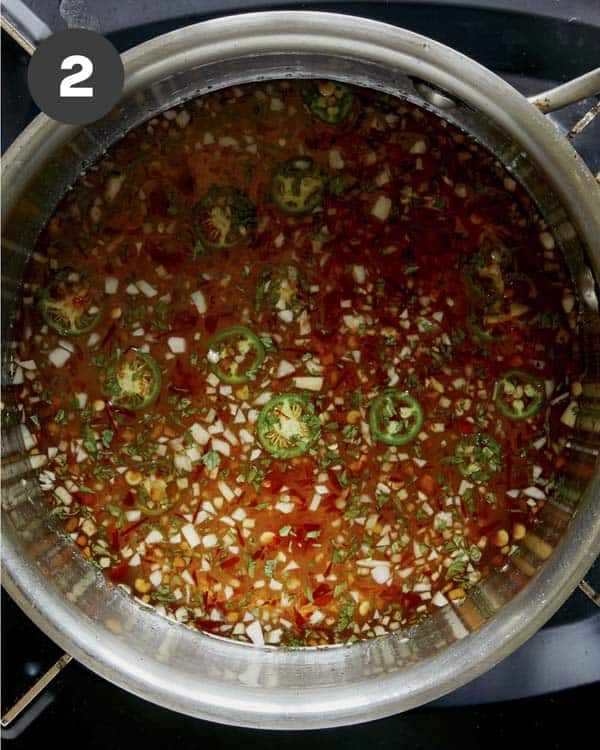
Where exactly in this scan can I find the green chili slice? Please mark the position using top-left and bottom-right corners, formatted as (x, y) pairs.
(270, 157), (325, 215)
(102, 350), (161, 409)
(255, 263), (310, 316)
(193, 186), (257, 249)
(38, 267), (103, 336)
(495, 369), (545, 420)
(453, 433), (503, 483)
(369, 390), (423, 446)
(305, 81), (355, 124)
(207, 326), (265, 384)
(258, 393), (321, 458)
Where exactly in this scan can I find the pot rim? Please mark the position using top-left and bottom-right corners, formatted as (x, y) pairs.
(2, 10), (599, 729)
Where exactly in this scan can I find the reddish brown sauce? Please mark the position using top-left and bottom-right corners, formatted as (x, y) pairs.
(12, 81), (580, 646)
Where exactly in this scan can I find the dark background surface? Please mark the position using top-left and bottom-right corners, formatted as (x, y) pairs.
(2, 0), (599, 746)
(4, 1), (600, 150)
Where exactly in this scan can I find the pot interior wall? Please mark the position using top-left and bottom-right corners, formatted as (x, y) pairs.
(2, 26), (600, 727)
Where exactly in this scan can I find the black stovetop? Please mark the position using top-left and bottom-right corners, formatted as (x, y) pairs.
(2, 1), (599, 745)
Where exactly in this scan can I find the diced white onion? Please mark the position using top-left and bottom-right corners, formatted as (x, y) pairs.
(182, 523), (201, 549)
(371, 195), (392, 220)
(293, 309), (310, 336)
(149, 570), (163, 587)
(20, 424), (37, 450)
(190, 422), (210, 445)
(245, 619), (264, 646)
(105, 276), (119, 294)
(202, 533), (218, 549)
(29, 454), (47, 469)
(105, 175), (125, 202)
(329, 148), (344, 170)
(523, 486), (546, 500)
(458, 480), (474, 496)
(560, 401), (578, 428)
(218, 480), (235, 502)
(16, 359), (37, 370)
(168, 337), (186, 354)
(371, 565), (392, 584)
(136, 280), (157, 298)
(211, 437), (231, 456)
(239, 429), (254, 444)
(410, 138), (427, 155)
(276, 360), (296, 378)
(48, 347), (71, 368)
(191, 290), (207, 314)
(292, 376), (323, 391)
(431, 591), (448, 607)
(145, 529), (164, 545)
(176, 110), (190, 128)
(223, 428), (238, 446)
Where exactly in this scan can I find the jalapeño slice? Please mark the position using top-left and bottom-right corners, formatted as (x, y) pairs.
(452, 433), (502, 483)
(38, 267), (103, 336)
(103, 350), (161, 409)
(255, 263), (310, 316)
(369, 390), (423, 446)
(305, 81), (355, 124)
(258, 394), (321, 458)
(270, 157), (325, 215)
(495, 369), (545, 420)
(193, 186), (257, 249)
(207, 326), (265, 384)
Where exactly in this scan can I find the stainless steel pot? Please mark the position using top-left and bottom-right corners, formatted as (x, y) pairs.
(2, 11), (600, 729)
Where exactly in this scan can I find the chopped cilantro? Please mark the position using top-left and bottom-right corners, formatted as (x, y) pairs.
(201, 451), (220, 470)
(335, 601), (356, 633)
(54, 409), (67, 425)
(264, 559), (277, 577)
(81, 424), (97, 456)
(98, 430), (113, 449)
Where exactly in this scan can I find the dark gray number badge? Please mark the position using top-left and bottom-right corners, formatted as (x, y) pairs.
(27, 29), (124, 125)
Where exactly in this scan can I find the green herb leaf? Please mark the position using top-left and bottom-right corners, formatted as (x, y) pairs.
(264, 559), (277, 577)
(201, 450), (220, 470)
(101, 429), (114, 449)
(81, 424), (97, 456)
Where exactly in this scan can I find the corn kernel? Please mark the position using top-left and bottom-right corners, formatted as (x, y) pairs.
(125, 470), (143, 486)
(259, 531), (275, 545)
(236, 385), (249, 400)
(134, 578), (151, 594)
(492, 529), (509, 547)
